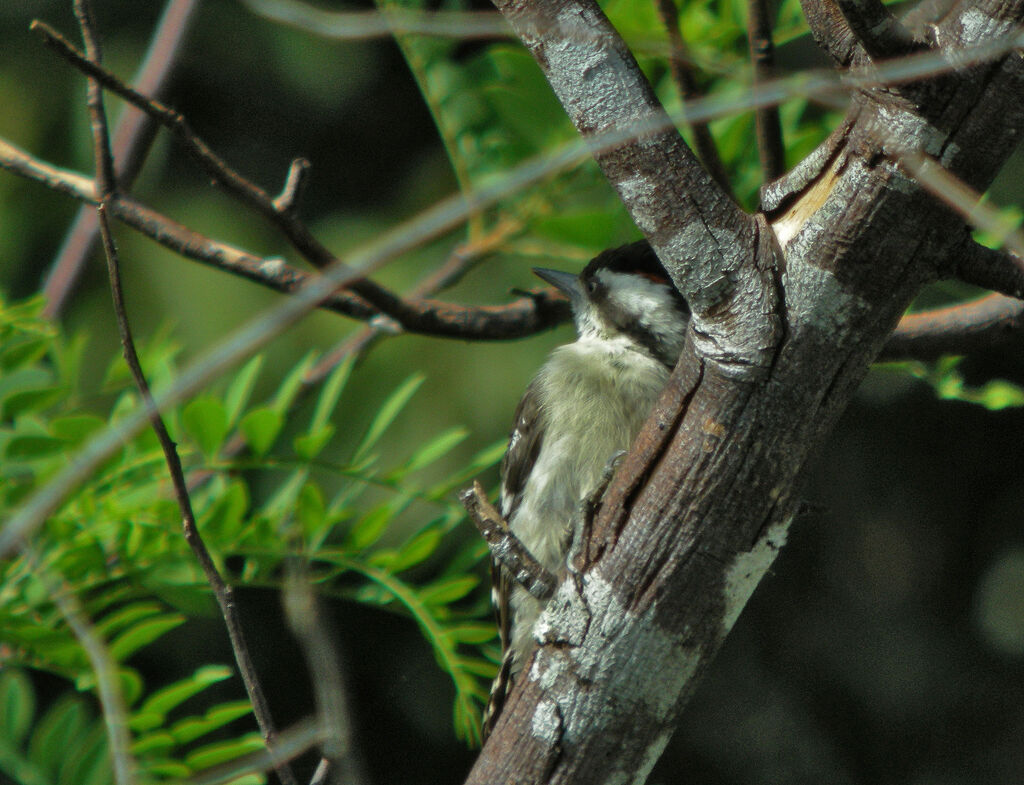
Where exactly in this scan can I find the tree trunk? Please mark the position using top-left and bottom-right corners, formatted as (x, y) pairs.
(467, 0), (1024, 782)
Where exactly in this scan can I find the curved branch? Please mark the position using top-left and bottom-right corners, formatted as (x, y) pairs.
(880, 294), (1024, 361)
(0, 137), (570, 339)
(492, 0), (777, 375)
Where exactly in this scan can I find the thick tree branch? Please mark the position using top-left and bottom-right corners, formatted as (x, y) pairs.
(800, 0), (870, 67)
(470, 0), (1024, 781)
(835, 0), (921, 59)
(952, 240), (1024, 299)
(491, 0), (778, 376)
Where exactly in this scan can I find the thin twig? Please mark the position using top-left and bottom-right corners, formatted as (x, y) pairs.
(0, 135), (570, 340)
(73, 2), (297, 783)
(746, 0), (786, 181)
(43, 0), (200, 318)
(653, 0), (732, 196)
(460, 481), (557, 601)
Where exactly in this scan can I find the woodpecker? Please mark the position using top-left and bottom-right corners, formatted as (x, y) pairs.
(483, 241), (690, 737)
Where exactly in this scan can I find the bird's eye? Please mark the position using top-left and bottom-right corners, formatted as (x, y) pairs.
(586, 279), (599, 294)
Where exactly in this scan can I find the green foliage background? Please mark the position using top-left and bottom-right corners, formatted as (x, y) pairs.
(1, 1), (1024, 784)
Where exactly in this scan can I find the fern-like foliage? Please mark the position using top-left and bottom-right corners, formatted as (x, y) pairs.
(0, 292), (502, 785)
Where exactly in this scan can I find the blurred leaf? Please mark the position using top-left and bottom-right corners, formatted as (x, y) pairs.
(0, 670), (35, 747)
(352, 373), (424, 463)
(108, 613), (186, 661)
(239, 407), (284, 456)
(293, 423), (335, 460)
(169, 700), (254, 745)
(135, 666), (233, 722)
(183, 396), (230, 458)
(224, 355), (264, 427)
(420, 575), (478, 606)
(309, 354), (354, 434)
(185, 733), (265, 769)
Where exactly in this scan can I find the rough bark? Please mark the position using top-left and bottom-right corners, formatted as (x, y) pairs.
(468, 0), (1024, 782)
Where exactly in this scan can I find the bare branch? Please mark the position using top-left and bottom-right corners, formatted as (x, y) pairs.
(273, 157), (312, 214)
(0, 137), (573, 339)
(746, 0), (786, 181)
(75, 3), (297, 781)
(897, 148), (1024, 267)
(800, 0), (869, 67)
(835, 0), (921, 59)
(881, 294), (1024, 361)
(952, 241), (1024, 300)
(460, 481), (558, 602)
(652, 0), (732, 195)
(43, 0), (200, 317)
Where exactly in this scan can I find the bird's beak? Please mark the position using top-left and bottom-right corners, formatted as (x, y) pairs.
(532, 268), (583, 305)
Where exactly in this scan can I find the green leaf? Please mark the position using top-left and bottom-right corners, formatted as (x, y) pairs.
(28, 696), (89, 775)
(388, 528), (443, 572)
(309, 354), (354, 434)
(169, 700), (254, 744)
(419, 575), (479, 606)
(239, 407), (284, 456)
(4, 433), (66, 460)
(96, 602), (164, 639)
(272, 351), (317, 415)
(58, 722), (110, 785)
(348, 503), (393, 550)
(0, 669), (35, 746)
(183, 396), (230, 458)
(50, 414), (105, 446)
(224, 354), (265, 427)
(352, 373), (424, 463)
(293, 423), (335, 460)
(204, 480), (250, 540)
(108, 613), (186, 661)
(390, 426), (468, 479)
(135, 665), (233, 721)
(446, 624), (498, 645)
(296, 481), (326, 537)
(185, 733), (265, 769)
